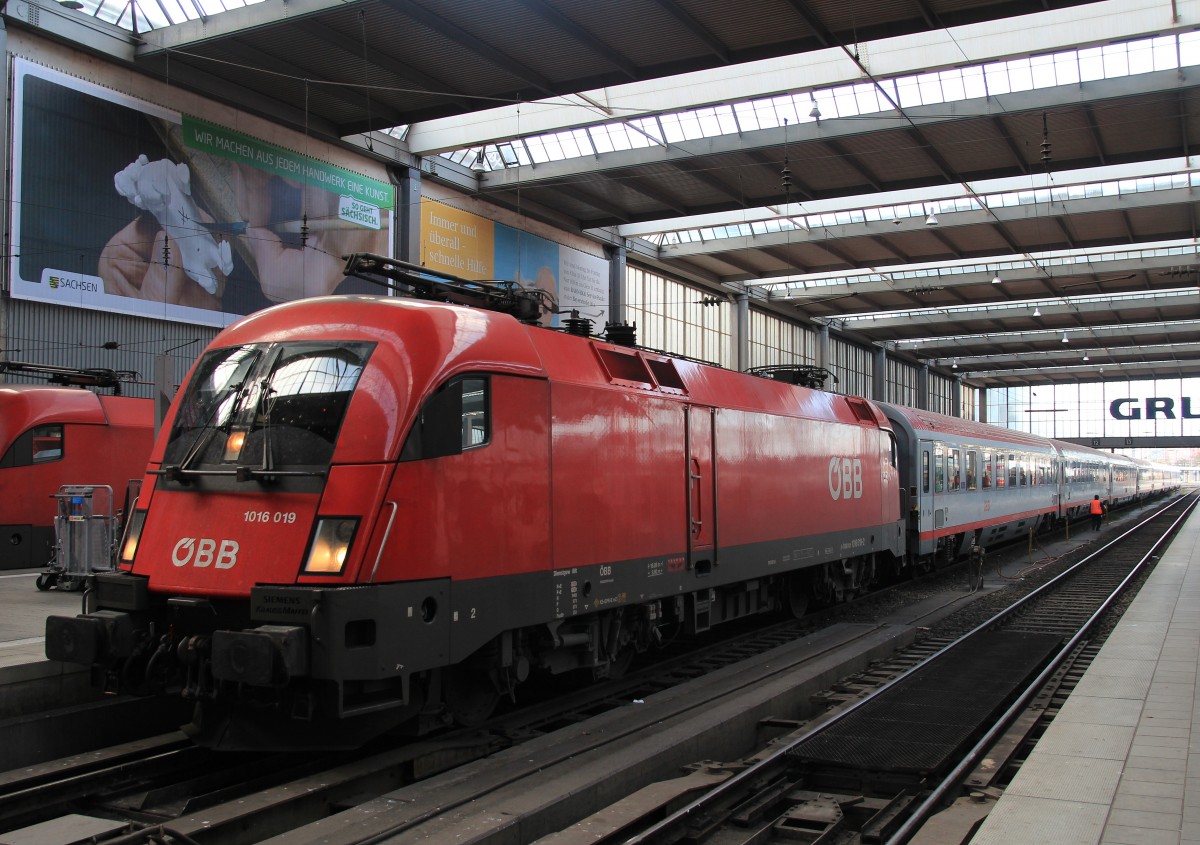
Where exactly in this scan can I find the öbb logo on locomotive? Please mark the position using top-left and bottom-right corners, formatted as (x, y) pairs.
(171, 537), (239, 569)
(828, 456), (864, 500)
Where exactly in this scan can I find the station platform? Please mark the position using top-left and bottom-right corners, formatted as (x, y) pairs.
(0, 569), (96, 719)
(968, 502), (1200, 845)
(0, 570), (82, 671)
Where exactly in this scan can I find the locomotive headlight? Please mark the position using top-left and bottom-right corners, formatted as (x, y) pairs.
(223, 428), (248, 462)
(119, 509), (147, 566)
(302, 518), (359, 574)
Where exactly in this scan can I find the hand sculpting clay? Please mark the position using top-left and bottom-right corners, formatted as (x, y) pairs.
(114, 155), (233, 294)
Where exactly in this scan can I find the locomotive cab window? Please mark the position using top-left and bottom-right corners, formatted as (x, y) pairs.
(162, 341), (374, 476)
(0, 424), (64, 468)
(402, 376), (490, 461)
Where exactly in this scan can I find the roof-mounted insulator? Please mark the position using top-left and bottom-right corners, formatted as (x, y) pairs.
(603, 322), (638, 347)
(563, 311), (594, 337)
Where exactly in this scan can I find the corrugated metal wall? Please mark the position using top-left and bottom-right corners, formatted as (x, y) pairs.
(2, 299), (217, 399)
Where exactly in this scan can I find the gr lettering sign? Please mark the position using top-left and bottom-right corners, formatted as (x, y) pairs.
(1109, 397), (1200, 420)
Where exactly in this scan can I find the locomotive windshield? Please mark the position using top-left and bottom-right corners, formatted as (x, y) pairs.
(163, 341), (374, 478)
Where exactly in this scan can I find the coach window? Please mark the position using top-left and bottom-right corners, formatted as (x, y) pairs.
(966, 451), (978, 490)
(1008, 454), (1018, 488)
(922, 451), (930, 494)
(948, 449), (961, 491)
(981, 451), (992, 488)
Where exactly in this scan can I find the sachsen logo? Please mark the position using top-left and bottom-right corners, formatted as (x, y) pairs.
(47, 274), (100, 293)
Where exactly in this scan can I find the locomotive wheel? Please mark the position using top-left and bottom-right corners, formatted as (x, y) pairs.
(785, 574), (810, 618)
(35, 573), (53, 591)
(606, 646), (636, 680)
(443, 664), (500, 727)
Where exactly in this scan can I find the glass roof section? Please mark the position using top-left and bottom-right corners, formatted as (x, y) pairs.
(895, 318), (1200, 348)
(440, 30), (1200, 178)
(648, 167), (1200, 247)
(843, 289), (1200, 326)
(758, 239), (1200, 297)
(58, 0), (268, 32)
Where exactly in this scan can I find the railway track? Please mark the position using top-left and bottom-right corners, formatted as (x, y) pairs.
(0, 495), (1185, 844)
(603, 491), (1199, 845)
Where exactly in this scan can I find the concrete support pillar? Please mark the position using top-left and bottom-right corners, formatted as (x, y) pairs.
(917, 362), (930, 410)
(951, 377), (962, 418)
(817, 322), (831, 382)
(872, 346), (888, 402)
(978, 388), (988, 424)
(396, 165), (422, 264)
(735, 291), (750, 372)
(606, 242), (626, 327)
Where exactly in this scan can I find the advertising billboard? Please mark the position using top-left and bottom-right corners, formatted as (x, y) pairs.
(9, 60), (394, 328)
(420, 199), (610, 328)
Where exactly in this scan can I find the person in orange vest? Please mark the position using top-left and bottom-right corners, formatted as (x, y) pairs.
(1089, 495), (1107, 532)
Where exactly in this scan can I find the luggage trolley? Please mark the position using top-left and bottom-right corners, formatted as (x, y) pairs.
(36, 485), (120, 591)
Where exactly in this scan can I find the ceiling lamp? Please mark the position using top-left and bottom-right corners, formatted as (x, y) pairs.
(1083, 352), (1090, 361)
(925, 208), (938, 226)
(809, 99), (822, 119)
(1061, 332), (1069, 343)
(952, 358), (958, 369)
(991, 272), (1002, 285)
(1032, 306), (1041, 317)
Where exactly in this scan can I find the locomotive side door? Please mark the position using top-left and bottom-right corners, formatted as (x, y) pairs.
(685, 404), (716, 574)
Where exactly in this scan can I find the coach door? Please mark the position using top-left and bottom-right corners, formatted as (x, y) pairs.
(918, 440), (942, 554)
(686, 405), (716, 575)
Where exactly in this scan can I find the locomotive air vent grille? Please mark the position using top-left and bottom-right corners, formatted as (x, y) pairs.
(845, 397), (877, 423)
(646, 358), (687, 392)
(594, 346), (654, 388)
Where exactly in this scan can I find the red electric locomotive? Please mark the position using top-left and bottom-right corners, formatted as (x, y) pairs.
(46, 259), (906, 748)
(0, 382), (153, 571)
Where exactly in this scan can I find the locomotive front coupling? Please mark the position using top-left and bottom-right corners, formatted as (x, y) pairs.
(211, 625), (308, 686)
(46, 609), (137, 665)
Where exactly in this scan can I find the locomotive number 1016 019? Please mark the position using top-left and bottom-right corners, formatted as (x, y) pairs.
(244, 511), (298, 523)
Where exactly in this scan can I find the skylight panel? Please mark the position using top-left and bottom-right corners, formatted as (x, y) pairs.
(59, 0), (269, 31)
(442, 29), (1200, 177)
(1181, 31), (1200, 64)
(628, 116), (664, 147)
(152, 0), (186, 25)
(1103, 42), (1131, 77)
(733, 101), (762, 132)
